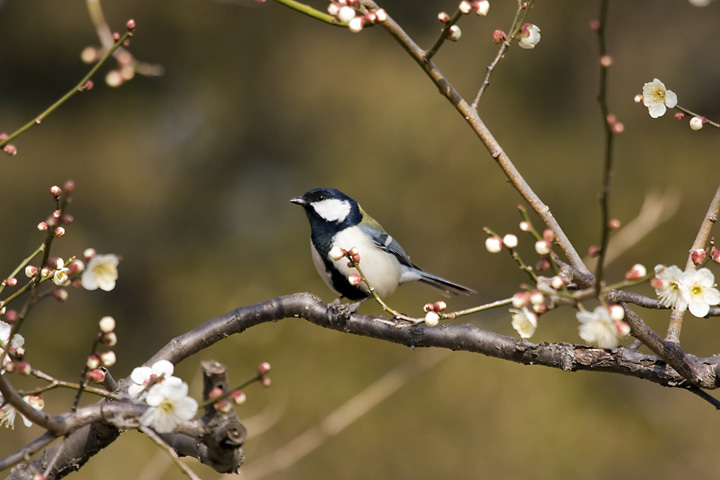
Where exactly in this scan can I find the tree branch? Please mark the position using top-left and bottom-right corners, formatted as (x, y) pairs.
(358, 0), (591, 279)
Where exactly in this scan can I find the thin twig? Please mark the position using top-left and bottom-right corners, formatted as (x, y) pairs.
(593, 0), (614, 298)
(0, 29), (134, 150)
(139, 426), (203, 480)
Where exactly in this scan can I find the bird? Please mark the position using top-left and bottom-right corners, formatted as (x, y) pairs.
(291, 187), (475, 301)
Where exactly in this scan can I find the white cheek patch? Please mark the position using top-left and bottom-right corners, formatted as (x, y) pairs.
(313, 199), (351, 223)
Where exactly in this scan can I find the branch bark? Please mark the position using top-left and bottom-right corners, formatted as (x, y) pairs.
(5, 292), (720, 479)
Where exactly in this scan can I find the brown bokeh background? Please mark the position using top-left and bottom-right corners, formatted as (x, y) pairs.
(1, 0), (720, 478)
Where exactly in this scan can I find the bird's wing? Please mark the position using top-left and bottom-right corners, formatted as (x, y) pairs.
(358, 223), (417, 269)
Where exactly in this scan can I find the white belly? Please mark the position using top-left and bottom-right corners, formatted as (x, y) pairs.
(312, 227), (402, 299)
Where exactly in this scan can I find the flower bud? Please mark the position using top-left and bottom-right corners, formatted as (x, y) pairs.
(608, 304), (625, 321)
(492, 29), (507, 44)
(99, 315), (116, 333)
(690, 248), (706, 266)
(433, 301), (447, 312)
(231, 390), (247, 405)
(348, 273), (363, 286)
(624, 263), (647, 280)
(447, 25), (462, 41)
(214, 400), (232, 413)
(473, 0), (489, 15)
(86, 369), (106, 384)
(100, 332), (118, 346)
(99, 350), (116, 367)
(257, 361), (272, 375)
(459, 1), (472, 14)
(485, 236), (503, 253)
(52, 288), (69, 302)
(502, 234), (518, 249)
(87, 354), (101, 370)
(424, 310), (440, 326)
(689, 116), (704, 131)
(438, 11), (451, 23)
(534, 239), (551, 255)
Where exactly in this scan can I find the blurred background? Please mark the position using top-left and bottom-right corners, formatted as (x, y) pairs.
(1, 0), (720, 478)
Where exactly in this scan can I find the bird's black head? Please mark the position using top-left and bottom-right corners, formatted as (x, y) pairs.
(290, 188), (362, 233)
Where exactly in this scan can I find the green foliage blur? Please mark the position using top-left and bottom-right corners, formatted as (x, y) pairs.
(1, 0), (720, 478)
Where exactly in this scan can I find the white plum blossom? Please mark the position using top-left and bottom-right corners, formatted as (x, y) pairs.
(0, 393), (45, 429)
(653, 265), (686, 311)
(577, 306), (624, 349)
(129, 359), (176, 400)
(518, 23), (541, 49)
(81, 253), (119, 291)
(642, 78), (677, 118)
(510, 307), (537, 339)
(653, 265), (720, 317)
(139, 377), (198, 434)
(681, 268), (720, 318)
(0, 320), (24, 372)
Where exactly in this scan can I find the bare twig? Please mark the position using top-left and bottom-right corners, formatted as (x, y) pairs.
(139, 426), (203, 480)
(593, 0), (614, 297)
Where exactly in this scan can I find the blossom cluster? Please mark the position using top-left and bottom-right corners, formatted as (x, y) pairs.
(652, 265), (720, 318)
(327, 1), (387, 33)
(130, 360), (198, 433)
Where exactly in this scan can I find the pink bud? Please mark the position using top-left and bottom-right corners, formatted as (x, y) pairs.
(257, 361), (272, 375)
(260, 376), (272, 388)
(437, 11), (451, 23)
(691, 248), (706, 266)
(625, 263), (647, 280)
(50, 185), (62, 196)
(589, 19), (601, 31)
(231, 390), (247, 405)
(348, 273), (363, 286)
(214, 400), (232, 413)
(126, 19), (136, 30)
(599, 55), (613, 67)
(711, 246), (720, 264)
(433, 301), (447, 312)
(52, 289), (69, 302)
(588, 245), (601, 257)
(208, 387), (224, 399)
(86, 369), (106, 384)
(492, 30), (507, 44)
(3, 144), (17, 156)
(512, 291), (530, 308)
(608, 219), (621, 229)
(5, 309), (19, 323)
(674, 112), (686, 121)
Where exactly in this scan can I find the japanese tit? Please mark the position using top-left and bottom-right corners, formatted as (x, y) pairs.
(291, 187), (475, 301)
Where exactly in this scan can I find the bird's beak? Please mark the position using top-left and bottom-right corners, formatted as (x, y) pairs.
(290, 196), (305, 206)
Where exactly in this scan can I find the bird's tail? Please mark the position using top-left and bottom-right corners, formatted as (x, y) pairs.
(417, 271), (476, 297)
